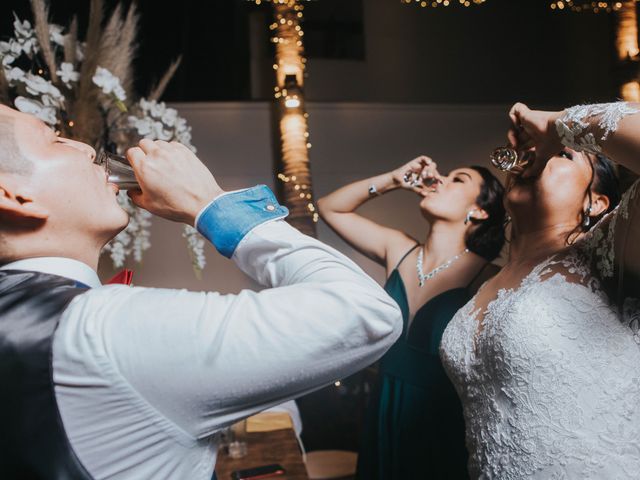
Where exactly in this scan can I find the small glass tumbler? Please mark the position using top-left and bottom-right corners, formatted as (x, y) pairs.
(489, 146), (530, 174)
(95, 151), (140, 190)
(402, 171), (440, 188)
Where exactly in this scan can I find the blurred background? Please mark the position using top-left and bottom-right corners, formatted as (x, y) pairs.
(2, 0), (635, 455)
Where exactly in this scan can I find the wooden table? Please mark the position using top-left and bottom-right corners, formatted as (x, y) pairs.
(215, 427), (309, 480)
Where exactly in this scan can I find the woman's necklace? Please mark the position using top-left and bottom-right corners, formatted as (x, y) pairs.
(416, 247), (469, 287)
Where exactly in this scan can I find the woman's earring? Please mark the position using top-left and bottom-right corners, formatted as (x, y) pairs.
(464, 210), (476, 225)
(582, 204), (592, 230)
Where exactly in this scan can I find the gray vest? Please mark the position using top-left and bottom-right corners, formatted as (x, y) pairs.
(0, 269), (92, 479)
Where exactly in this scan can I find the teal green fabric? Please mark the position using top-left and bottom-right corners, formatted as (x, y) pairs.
(356, 270), (469, 479)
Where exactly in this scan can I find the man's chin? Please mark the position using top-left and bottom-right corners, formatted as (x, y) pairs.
(110, 212), (131, 237)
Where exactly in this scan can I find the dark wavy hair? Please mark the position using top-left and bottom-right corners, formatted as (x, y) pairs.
(565, 153), (620, 244)
(587, 154), (621, 227)
(465, 166), (507, 261)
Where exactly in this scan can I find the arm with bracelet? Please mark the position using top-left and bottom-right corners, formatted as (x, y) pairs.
(317, 156), (441, 271)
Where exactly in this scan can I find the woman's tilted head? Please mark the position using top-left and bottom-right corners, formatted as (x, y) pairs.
(419, 165), (506, 261)
(505, 147), (621, 239)
(466, 166), (507, 261)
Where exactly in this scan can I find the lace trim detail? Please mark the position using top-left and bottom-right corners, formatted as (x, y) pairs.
(555, 102), (640, 154)
(440, 249), (640, 479)
(578, 177), (640, 280)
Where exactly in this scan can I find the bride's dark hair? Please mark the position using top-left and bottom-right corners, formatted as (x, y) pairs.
(566, 153), (620, 245)
(465, 166), (507, 261)
(588, 154), (621, 227)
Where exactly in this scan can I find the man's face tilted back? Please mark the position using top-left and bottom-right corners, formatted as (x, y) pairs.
(0, 105), (129, 264)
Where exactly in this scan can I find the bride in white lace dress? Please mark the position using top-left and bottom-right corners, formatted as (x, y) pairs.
(440, 102), (640, 479)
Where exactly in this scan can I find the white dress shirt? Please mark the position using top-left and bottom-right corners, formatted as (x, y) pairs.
(2, 220), (401, 479)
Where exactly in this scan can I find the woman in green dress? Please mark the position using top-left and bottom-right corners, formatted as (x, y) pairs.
(317, 156), (506, 479)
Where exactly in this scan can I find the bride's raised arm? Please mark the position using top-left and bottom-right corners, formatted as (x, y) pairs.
(510, 101), (640, 316)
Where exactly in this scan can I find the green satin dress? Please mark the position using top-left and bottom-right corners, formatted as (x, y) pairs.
(357, 245), (471, 479)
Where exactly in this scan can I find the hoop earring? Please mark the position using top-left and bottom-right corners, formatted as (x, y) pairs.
(464, 210), (476, 225)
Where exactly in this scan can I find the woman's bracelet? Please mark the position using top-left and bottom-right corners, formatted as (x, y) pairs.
(368, 184), (382, 196)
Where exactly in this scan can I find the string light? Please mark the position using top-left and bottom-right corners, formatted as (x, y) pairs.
(253, 0), (318, 231)
(402, 0), (486, 7)
(549, 1), (630, 12)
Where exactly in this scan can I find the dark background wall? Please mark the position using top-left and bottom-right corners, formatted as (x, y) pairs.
(1, 0), (620, 106)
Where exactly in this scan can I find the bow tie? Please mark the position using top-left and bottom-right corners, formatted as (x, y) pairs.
(106, 269), (134, 286)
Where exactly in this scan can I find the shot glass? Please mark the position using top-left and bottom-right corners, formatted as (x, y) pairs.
(95, 150), (140, 190)
(489, 146), (530, 174)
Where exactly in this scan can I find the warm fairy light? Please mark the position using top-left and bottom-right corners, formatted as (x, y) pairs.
(284, 95), (300, 108)
(616, 1), (640, 100)
(252, 0), (317, 232)
(549, 0), (635, 12)
(402, 0), (485, 7)
(553, 0), (640, 101)
(615, 0), (640, 59)
(621, 81), (640, 101)
(267, 0), (318, 234)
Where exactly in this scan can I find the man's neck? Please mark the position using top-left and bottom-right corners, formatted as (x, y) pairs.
(1, 236), (103, 271)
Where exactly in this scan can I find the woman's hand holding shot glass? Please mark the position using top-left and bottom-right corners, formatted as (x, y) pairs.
(391, 155), (443, 195)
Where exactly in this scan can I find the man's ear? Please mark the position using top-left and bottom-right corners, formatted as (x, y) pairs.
(0, 182), (49, 221)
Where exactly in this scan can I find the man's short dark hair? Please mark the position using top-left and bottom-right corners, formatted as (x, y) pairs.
(0, 114), (31, 175)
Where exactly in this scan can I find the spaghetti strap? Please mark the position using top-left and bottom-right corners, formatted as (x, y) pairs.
(393, 244), (420, 271)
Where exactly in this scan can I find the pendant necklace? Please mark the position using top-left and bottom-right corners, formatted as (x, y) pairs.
(416, 247), (469, 287)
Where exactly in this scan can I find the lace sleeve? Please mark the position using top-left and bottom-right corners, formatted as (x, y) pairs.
(579, 178), (640, 309)
(555, 102), (640, 154)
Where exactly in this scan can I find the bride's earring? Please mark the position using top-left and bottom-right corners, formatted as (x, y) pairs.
(464, 210), (476, 225)
(582, 204), (592, 230)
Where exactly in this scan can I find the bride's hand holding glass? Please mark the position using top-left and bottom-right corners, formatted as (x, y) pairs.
(507, 103), (565, 178)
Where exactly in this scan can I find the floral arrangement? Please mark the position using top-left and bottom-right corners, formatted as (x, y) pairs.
(0, 0), (206, 272)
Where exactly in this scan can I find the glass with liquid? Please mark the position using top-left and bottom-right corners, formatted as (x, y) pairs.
(95, 151), (140, 190)
(403, 171), (441, 188)
(489, 146), (530, 174)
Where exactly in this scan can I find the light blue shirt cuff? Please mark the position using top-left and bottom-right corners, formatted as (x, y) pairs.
(195, 185), (289, 258)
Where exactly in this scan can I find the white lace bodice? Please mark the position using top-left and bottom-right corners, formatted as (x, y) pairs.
(440, 180), (640, 479)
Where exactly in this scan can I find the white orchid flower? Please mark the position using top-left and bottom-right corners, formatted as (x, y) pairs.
(113, 84), (126, 102)
(9, 40), (22, 55)
(150, 102), (165, 118)
(139, 98), (152, 111)
(13, 15), (34, 39)
(40, 93), (63, 108)
(128, 116), (153, 136)
(12, 16), (38, 57)
(49, 25), (65, 46)
(92, 66), (127, 101)
(150, 120), (171, 140)
(5, 66), (26, 83)
(161, 107), (178, 127)
(56, 62), (79, 86)
(14, 96), (58, 125)
(23, 73), (64, 101)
